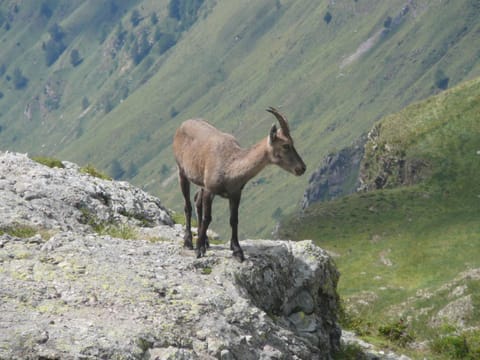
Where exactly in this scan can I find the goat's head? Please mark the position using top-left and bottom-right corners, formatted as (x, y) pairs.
(266, 107), (307, 176)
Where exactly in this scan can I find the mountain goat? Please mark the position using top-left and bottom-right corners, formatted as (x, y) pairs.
(173, 107), (306, 261)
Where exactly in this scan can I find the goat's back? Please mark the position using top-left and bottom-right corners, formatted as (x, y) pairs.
(173, 119), (241, 188)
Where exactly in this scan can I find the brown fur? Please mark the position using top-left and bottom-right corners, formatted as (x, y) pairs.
(173, 107), (306, 261)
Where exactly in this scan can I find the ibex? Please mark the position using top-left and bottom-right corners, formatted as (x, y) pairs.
(173, 107), (306, 261)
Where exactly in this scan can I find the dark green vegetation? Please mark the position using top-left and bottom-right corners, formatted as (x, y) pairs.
(279, 78), (480, 359)
(1, 0), (480, 237)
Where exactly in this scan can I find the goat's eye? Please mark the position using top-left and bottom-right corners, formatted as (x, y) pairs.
(282, 144), (291, 150)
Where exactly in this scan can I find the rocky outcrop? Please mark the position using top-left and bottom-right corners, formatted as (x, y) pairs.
(358, 123), (431, 191)
(0, 152), (173, 232)
(302, 137), (365, 209)
(0, 152), (341, 359)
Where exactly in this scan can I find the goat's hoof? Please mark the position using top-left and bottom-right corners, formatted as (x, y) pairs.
(232, 249), (245, 262)
(183, 241), (194, 250)
(196, 246), (207, 258)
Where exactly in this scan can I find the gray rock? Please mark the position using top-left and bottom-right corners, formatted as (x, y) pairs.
(0, 233), (341, 359)
(302, 137), (365, 209)
(0, 151), (341, 359)
(0, 152), (173, 232)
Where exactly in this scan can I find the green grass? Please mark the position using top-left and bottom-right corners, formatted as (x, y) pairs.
(96, 223), (138, 240)
(0, 224), (38, 238)
(279, 77), (480, 359)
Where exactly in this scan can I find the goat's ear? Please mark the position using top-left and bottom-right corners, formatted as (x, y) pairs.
(269, 124), (277, 145)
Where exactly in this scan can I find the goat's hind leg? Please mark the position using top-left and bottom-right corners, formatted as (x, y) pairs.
(194, 189), (209, 248)
(197, 190), (213, 258)
(179, 170), (193, 249)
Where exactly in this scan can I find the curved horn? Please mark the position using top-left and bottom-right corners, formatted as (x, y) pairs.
(266, 106), (290, 138)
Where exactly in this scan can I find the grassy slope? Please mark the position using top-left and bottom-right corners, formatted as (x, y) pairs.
(1, 0), (480, 238)
(61, 0), (480, 238)
(279, 77), (480, 358)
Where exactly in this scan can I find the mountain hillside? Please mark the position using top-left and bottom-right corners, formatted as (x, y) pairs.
(278, 77), (480, 359)
(1, 0), (480, 237)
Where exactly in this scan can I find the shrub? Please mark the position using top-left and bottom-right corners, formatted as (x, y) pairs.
(13, 67), (28, 89)
(70, 49), (83, 67)
(130, 31), (152, 65)
(435, 69), (449, 90)
(384, 16), (392, 28)
(430, 328), (480, 359)
(80, 164), (111, 180)
(31, 156), (65, 168)
(324, 11), (332, 24)
(130, 9), (141, 27)
(378, 319), (414, 346)
(0, 224), (37, 238)
(40, 3), (53, 18)
(81, 96), (90, 110)
(44, 39), (66, 66)
(48, 23), (65, 42)
(150, 12), (158, 25)
(431, 335), (469, 359)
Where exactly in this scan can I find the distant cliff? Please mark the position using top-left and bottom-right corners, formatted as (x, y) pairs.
(0, 152), (341, 359)
(302, 136), (365, 209)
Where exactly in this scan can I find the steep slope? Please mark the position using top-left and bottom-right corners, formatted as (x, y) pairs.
(278, 77), (480, 358)
(1, 0), (480, 238)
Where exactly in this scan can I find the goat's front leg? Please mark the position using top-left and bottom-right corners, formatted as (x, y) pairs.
(229, 194), (244, 262)
(197, 190), (213, 258)
(179, 171), (193, 249)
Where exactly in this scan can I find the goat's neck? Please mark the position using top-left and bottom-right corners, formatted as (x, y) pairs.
(229, 138), (270, 185)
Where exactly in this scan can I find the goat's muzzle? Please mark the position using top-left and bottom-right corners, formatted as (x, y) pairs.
(295, 164), (306, 176)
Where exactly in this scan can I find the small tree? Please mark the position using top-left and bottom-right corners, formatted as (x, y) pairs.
(168, 0), (181, 21)
(150, 12), (158, 25)
(130, 9), (141, 27)
(70, 49), (83, 67)
(48, 23), (65, 42)
(324, 11), (332, 24)
(81, 96), (90, 110)
(13, 68), (28, 89)
(44, 39), (66, 66)
(384, 16), (392, 28)
(434, 69), (449, 90)
(40, 3), (53, 18)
